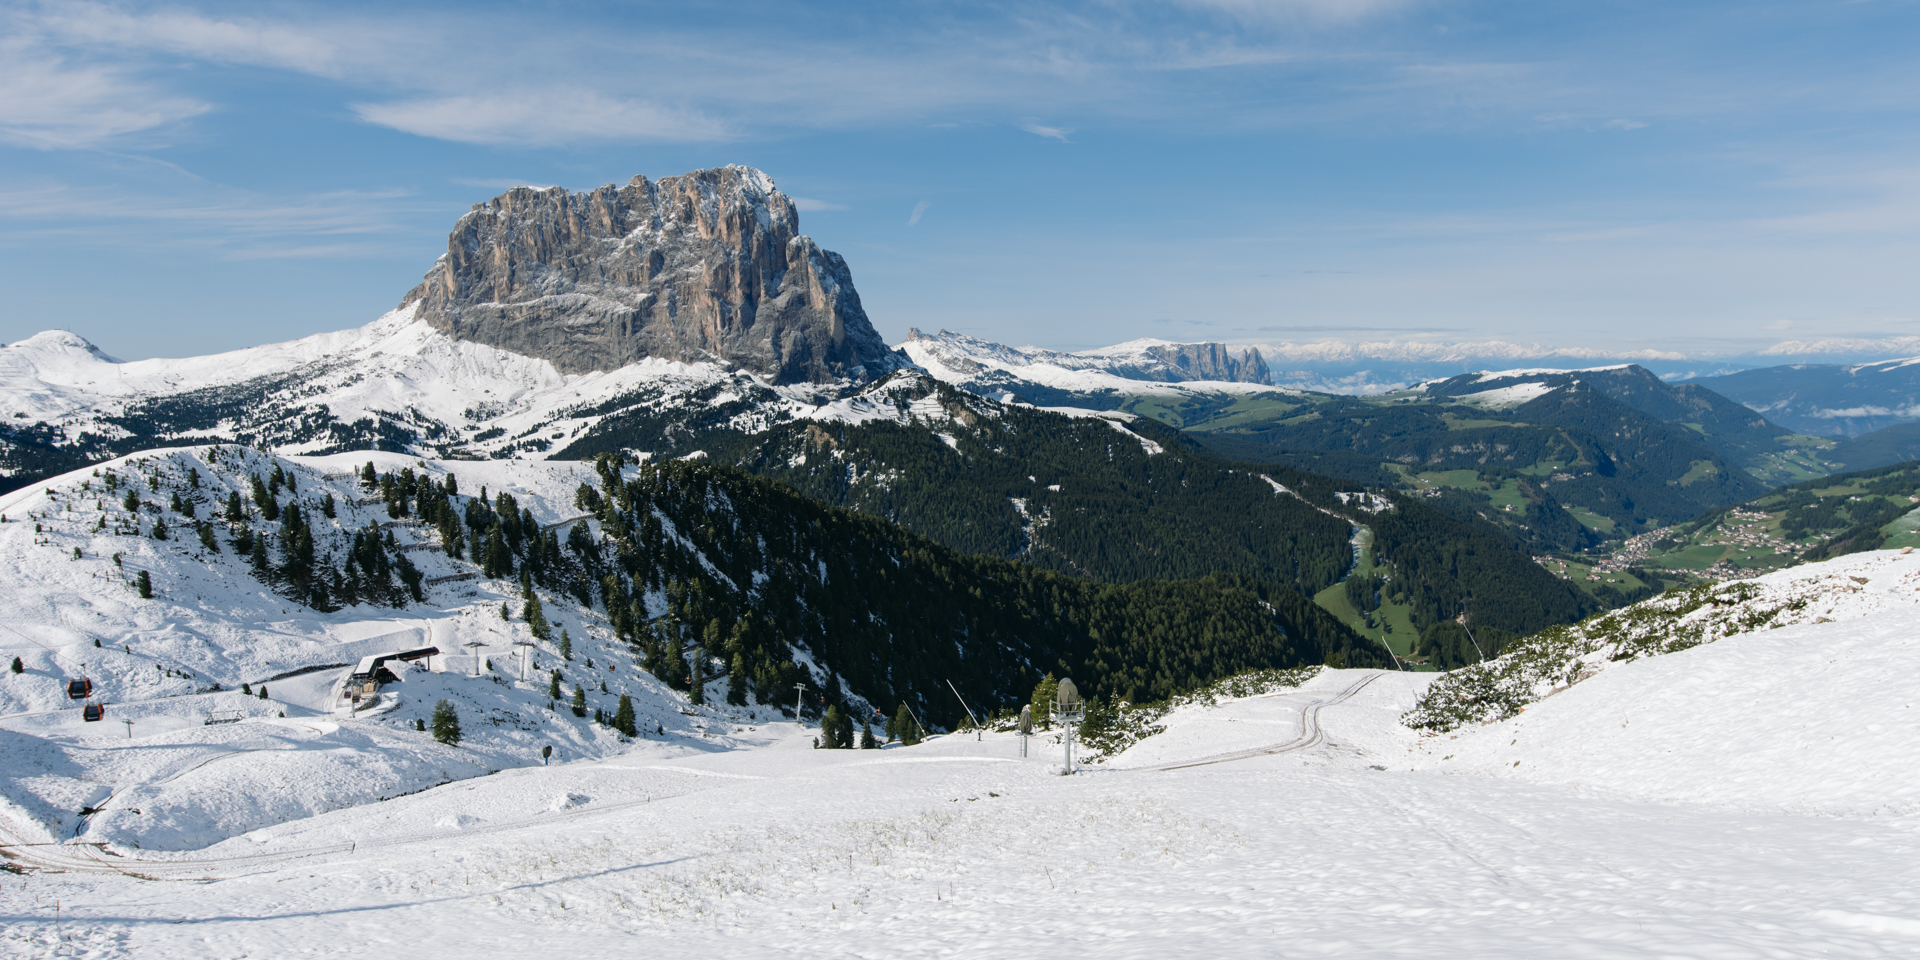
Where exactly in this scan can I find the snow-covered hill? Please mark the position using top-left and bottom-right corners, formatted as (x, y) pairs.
(0, 447), (801, 851)
(10, 562), (1920, 956)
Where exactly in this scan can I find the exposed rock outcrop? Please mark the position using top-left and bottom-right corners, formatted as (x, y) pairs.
(403, 166), (904, 384)
(1088, 340), (1271, 384)
(902, 329), (1272, 385)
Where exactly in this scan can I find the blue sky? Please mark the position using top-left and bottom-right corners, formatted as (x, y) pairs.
(1, 0), (1917, 362)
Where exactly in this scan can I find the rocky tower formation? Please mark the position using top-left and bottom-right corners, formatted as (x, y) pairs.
(1114, 342), (1271, 384)
(402, 166), (904, 384)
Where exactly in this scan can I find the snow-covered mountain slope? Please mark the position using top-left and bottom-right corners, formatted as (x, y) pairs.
(1418, 598), (1920, 816)
(0, 447), (800, 851)
(10, 664), (1920, 956)
(0, 306), (984, 495)
(898, 328), (1282, 407)
(0, 306), (741, 459)
(1406, 547), (1920, 817)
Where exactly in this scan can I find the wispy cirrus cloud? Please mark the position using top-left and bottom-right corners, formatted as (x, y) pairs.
(0, 178), (437, 258)
(352, 91), (730, 146)
(1021, 121), (1073, 141)
(790, 197), (847, 211)
(31, 1), (345, 74)
(0, 40), (207, 149)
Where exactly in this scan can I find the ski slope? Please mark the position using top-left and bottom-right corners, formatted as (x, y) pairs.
(8, 578), (1920, 957)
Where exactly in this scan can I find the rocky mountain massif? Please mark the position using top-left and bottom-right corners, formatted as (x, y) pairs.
(406, 166), (905, 385)
(900, 328), (1272, 407)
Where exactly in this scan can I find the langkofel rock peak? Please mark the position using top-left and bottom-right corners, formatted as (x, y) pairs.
(403, 165), (904, 384)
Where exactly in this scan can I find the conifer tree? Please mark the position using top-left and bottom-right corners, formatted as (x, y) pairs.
(860, 723), (877, 749)
(257, 685), (268, 700)
(558, 629), (573, 661)
(136, 569), (152, 599)
(571, 684), (588, 717)
(821, 704), (843, 749)
(10, 656), (22, 674)
(483, 524), (512, 578)
(893, 704), (921, 745)
(226, 490), (244, 522)
(430, 700), (462, 746)
(251, 475), (278, 521)
(667, 631), (687, 687)
(1030, 674), (1059, 728)
(835, 706), (855, 748)
(321, 493), (336, 519)
(613, 694), (637, 737)
(727, 652), (749, 706)
(548, 669), (562, 701)
(524, 590), (551, 641)
(687, 639), (705, 706)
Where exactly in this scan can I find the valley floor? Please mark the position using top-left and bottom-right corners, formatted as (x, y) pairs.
(6, 655), (1917, 958)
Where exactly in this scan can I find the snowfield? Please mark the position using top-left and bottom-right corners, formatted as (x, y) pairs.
(4, 445), (1920, 955)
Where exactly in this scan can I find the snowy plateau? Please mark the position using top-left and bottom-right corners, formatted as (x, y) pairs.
(1, 436), (1917, 957)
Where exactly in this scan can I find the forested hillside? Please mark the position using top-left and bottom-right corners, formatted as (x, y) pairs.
(161, 445), (1377, 726)
(567, 378), (1364, 596)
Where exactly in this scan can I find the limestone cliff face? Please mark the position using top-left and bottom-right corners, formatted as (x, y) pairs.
(1105, 342), (1271, 385)
(403, 166), (904, 384)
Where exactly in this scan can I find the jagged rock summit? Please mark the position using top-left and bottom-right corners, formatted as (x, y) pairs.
(403, 165), (904, 385)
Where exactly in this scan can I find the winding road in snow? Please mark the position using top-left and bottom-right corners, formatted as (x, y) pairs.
(1129, 671), (1382, 772)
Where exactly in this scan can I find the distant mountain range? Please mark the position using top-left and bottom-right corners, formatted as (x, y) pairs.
(1683, 358), (1920, 438)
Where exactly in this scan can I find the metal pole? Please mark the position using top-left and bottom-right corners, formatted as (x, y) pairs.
(122, 718), (134, 739)
(793, 682), (808, 725)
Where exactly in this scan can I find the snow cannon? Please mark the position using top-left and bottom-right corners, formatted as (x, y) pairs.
(1052, 679), (1085, 776)
(1055, 679), (1081, 714)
